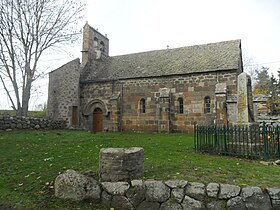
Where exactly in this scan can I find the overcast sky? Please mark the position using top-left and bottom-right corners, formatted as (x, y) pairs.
(1, 0), (280, 110)
(85, 0), (280, 73)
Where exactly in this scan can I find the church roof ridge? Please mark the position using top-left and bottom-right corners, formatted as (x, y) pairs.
(112, 39), (241, 58)
(81, 39), (242, 81)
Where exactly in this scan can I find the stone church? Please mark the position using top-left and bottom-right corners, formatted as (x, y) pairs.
(47, 23), (245, 133)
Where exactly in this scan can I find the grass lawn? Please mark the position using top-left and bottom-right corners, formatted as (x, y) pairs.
(1, 130), (280, 209)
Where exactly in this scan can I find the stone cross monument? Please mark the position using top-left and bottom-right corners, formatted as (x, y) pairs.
(235, 72), (258, 151)
(237, 72), (255, 124)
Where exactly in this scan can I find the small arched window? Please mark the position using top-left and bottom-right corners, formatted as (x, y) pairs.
(204, 96), (211, 113)
(178, 97), (184, 114)
(93, 37), (98, 48)
(100, 41), (105, 52)
(140, 98), (146, 113)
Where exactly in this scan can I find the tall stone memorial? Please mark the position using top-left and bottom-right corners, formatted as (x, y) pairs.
(237, 72), (255, 124)
(235, 73), (258, 154)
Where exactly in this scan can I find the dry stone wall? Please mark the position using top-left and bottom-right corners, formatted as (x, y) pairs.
(55, 169), (280, 210)
(0, 115), (66, 131)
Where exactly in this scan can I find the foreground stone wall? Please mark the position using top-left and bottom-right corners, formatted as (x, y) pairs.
(0, 115), (66, 131)
(55, 170), (280, 210)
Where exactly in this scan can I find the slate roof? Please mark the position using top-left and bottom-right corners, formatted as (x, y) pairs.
(81, 39), (242, 81)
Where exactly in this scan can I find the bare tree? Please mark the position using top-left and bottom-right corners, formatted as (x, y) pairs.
(0, 0), (85, 116)
(242, 53), (258, 88)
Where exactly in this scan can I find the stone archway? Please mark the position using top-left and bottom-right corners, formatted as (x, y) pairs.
(92, 107), (103, 132)
(83, 99), (108, 116)
(82, 99), (108, 132)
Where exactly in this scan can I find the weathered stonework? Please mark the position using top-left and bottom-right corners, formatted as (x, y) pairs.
(185, 182), (206, 200)
(0, 115), (66, 131)
(237, 72), (254, 124)
(79, 71), (238, 133)
(82, 22), (109, 64)
(47, 58), (80, 127)
(48, 23), (245, 133)
(215, 83), (228, 124)
(206, 182), (220, 198)
(219, 184), (241, 199)
(267, 187), (280, 209)
(55, 169), (101, 202)
(55, 169), (278, 210)
(144, 181), (170, 203)
(99, 147), (144, 182)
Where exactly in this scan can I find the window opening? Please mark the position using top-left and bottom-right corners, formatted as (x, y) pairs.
(178, 97), (184, 114)
(204, 96), (211, 113)
(140, 98), (146, 113)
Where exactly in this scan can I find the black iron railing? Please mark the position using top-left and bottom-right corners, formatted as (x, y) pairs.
(194, 122), (280, 160)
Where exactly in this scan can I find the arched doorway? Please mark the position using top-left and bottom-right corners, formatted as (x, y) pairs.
(92, 108), (103, 132)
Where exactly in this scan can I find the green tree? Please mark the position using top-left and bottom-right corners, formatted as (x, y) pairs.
(253, 66), (270, 94)
(254, 66), (280, 115)
(277, 70), (280, 90)
(267, 74), (279, 115)
(273, 69), (280, 115)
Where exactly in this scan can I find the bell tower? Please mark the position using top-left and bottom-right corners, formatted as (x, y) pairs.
(82, 22), (109, 64)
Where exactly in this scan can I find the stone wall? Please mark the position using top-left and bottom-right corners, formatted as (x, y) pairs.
(100, 147), (144, 182)
(80, 70), (238, 133)
(47, 58), (81, 127)
(0, 115), (66, 131)
(82, 23), (109, 64)
(227, 94), (276, 125)
(55, 169), (280, 210)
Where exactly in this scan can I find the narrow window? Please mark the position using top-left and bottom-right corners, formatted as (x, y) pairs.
(178, 97), (184, 114)
(140, 98), (146, 113)
(204, 96), (211, 113)
(100, 41), (105, 52)
(93, 37), (98, 48)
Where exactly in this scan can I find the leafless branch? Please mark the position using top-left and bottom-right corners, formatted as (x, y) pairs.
(0, 0), (85, 115)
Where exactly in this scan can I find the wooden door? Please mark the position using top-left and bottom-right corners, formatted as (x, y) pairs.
(92, 108), (103, 132)
(71, 106), (78, 127)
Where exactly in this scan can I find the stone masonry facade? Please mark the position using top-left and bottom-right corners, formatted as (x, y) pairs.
(48, 23), (244, 133)
(80, 71), (238, 133)
(48, 58), (80, 126)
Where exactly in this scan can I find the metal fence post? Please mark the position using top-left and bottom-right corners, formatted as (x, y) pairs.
(262, 121), (267, 160)
(194, 122), (280, 160)
(223, 125), (228, 153)
(194, 122), (197, 151)
(277, 125), (280, 159)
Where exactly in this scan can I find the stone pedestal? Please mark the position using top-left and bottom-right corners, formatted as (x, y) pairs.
(231, 73), (259, 155)
(99, 147), (144, 182)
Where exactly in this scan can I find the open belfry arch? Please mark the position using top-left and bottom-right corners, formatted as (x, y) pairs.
(48, 22), (249, 133)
